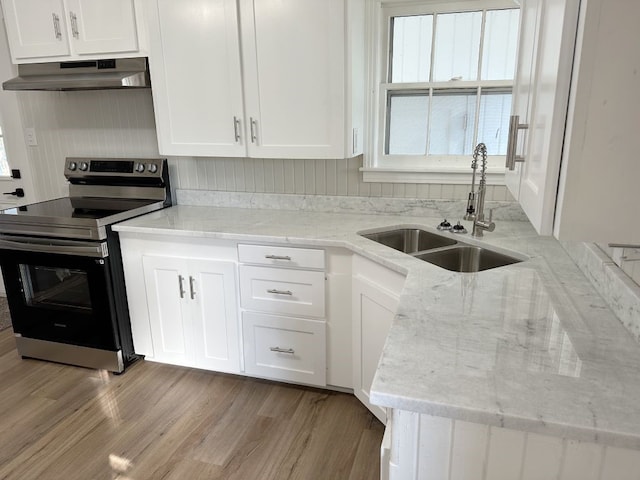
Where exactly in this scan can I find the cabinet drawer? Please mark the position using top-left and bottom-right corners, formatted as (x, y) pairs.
(239, 265), (325, 318)
(238, 244), (325, 270)
(242, 312), (326, 387)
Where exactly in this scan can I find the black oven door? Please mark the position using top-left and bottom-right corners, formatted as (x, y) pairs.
(0, 237), (119, 351)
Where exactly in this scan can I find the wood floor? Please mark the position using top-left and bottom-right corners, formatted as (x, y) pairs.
(0, 328), (383, 480)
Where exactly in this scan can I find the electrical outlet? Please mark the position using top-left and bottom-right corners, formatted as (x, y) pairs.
(25, 128), (37, 146)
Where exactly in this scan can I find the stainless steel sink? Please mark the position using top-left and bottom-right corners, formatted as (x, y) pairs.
(361, 228), (457, 254)
(360, 227), (524, 272)
(415, 246), (522, 272)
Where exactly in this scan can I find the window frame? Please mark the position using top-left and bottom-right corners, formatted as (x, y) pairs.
(364, 0), (520, 184)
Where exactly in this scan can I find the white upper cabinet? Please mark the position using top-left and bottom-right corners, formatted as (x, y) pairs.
(554, 0), (640, 244)
(507, 0), (639, 244)
(64, 0), (138, 55)
(1, 0), (71, 60)
(505, 0), (579, 236)
(239, 0), (346, 159)
(147, 0), (245, 157)
(1, 0), (144, 63)
(147, 0), (364, 159)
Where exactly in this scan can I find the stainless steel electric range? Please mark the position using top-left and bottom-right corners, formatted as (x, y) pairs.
(0, 157), (171, 373)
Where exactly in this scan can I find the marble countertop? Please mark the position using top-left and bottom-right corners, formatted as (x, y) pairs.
(114, 204), (640, 449)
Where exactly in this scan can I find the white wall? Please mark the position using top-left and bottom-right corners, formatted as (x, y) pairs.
(16, 90), (158, 201)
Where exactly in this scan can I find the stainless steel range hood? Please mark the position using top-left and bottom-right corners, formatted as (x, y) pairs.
(2, 57), (150, 91)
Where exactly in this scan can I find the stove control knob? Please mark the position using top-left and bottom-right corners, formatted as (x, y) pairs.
(135, 163), (145, 173)
(79, 162), (89, 171)
(68, 161), (77, 171)
(147, 163), (158, 174)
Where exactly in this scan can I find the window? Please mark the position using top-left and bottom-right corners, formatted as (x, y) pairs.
(364, 0), (520, 183)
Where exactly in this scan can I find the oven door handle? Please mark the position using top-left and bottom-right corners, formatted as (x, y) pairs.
(0, 237), (108, 258)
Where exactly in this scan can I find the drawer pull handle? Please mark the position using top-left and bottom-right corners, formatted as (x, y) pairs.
(270, 347), (295, 354)
(267, 289), (292, 296)
(265, 255), (291, 261)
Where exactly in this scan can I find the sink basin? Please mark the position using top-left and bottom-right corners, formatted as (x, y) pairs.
(361, 228), (457, 253)
(360, 226), (524, 272)
(415, 246), (522, 272)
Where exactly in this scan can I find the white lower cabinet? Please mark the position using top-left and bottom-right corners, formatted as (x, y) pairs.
(142, 255), (240, 373)
(352, 255), (405, 424)
(238, 244), (327, 387)
(242, 311), (326, 386)
(386, 410), (640, 480)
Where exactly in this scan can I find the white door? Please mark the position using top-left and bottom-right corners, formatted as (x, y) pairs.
(148, 0), (246, 157)
(65, 0), (138, 55)
(189, 259), (241, 373)
(0, 0), (70, 60)
(352, 275), (398, 424)
(505, 0), (580, 235)
(239, 0), (345, 159)
(143, 256), (193, 366)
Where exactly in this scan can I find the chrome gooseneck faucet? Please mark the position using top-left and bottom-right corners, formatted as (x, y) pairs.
(464, 143), (495, 237)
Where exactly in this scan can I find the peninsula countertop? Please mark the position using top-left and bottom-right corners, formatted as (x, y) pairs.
(113, 204), (640, 449)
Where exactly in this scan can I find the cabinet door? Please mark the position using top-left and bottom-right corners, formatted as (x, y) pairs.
(554, 0), (640, 244)
(239, 0), (346, 159)
(64, 0), (138, 55)
(147, 0), (246, 157)
(505, 0), (580, 235)
(352, 275), (398, 424)
(142, 256), (193, 366)
(1, 0), (71, 60)
(189, 259), (240, 373)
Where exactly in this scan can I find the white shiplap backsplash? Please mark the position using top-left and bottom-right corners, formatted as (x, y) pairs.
(16, 90), (514, 203)
(17, 90), (159, 201)
(171, 155), (515, 201)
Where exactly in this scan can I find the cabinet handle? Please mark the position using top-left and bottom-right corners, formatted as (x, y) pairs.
(505, 115), (529, 171)
(267, 289), (293, 296)
(250, 117), (258, 144)
(265, 254), (291, 261)
(52, 13), (62, 40)
(178, 275), (186, 298)
(233, 117), (241, 143)
(69, 12), (79, 39)
(270, 347), (295, 354)
(189, 276), (196, 300)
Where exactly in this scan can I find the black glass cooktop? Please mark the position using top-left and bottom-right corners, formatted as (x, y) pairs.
(0, 197), (158, 220)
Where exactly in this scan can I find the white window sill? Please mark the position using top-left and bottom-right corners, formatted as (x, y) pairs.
(361, 167), (506, 185)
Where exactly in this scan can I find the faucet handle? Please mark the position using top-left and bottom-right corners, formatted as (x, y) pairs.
(486, 209), (496, 232)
